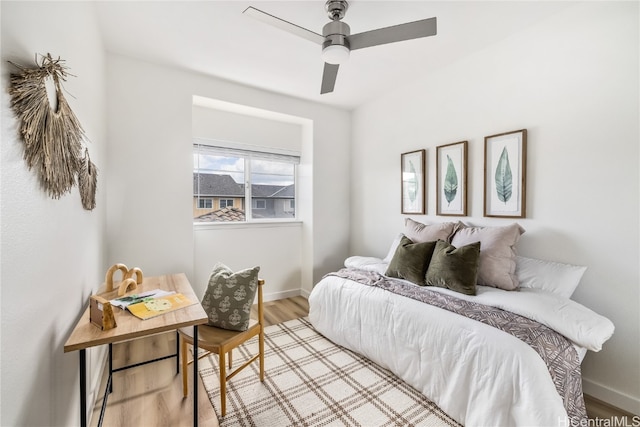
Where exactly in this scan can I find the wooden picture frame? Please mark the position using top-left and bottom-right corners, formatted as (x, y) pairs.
(484, 129), (527, 218)
(436, 141), (467, 216)
(401, 149), (426, 214)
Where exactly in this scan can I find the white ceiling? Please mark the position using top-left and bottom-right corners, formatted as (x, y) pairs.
(95, 1), (573, 110)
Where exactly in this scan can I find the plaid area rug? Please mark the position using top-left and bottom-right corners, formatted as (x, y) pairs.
(198, 317), (461, 427)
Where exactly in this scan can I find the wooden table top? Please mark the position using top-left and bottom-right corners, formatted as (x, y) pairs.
(64, 273), (208, 353)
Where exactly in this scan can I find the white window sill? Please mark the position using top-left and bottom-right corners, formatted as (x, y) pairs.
(193, 220), (303, 230)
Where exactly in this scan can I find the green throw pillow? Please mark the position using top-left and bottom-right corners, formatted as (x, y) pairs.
(201, 263), (260, 331)
(425, 240), (481, 295)
(385, 235), (437, 286)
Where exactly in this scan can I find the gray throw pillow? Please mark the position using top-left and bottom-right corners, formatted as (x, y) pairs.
(425, 240), (481, 295)
(450, 223), (524, 290)
(201, 263), (260, 331)
(385, 235), (437, 286)
(404, 218), (462, 243)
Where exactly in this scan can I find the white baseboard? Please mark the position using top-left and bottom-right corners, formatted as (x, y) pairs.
(583, 378), (640, 415)
(263, 288), (305, 302)
(300, 288), (311, 299)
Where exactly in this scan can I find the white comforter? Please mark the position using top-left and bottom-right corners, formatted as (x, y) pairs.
(308, 257), (615, 427)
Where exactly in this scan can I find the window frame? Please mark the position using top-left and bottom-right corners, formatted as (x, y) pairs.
(219, 199), (234, 209)
(197, 198), (212, 209)
(193, 139), (300, 225)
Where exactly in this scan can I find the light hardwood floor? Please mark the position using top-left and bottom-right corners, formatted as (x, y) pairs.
(89, 295), (631, 426)
(89, 296), (308, 427)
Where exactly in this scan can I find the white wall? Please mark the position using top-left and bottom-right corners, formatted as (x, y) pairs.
(106, 54), (350, 299)
(194, 223), (303, 300)
(192, 104), (305, 300)
(351, 2), (639, 413)
(0, 2), (107, 426)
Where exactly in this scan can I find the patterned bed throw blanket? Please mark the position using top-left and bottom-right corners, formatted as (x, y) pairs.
(327, 267), (588, 424)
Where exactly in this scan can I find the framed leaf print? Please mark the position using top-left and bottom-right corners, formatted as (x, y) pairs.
(436, 141), (467, 216)
(484, 129), (527, 218)
(401, 149), (426, 214)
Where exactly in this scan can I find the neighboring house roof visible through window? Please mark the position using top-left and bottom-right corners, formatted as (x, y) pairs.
(269, 184), (295, 198)
(193, 174), (294, 199)
(194, 207), (246, 222)
(252, 183), (295, 198)
(193, 173), (243, 197)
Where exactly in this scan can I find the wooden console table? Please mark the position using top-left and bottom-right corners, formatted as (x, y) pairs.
(64, 273), (208, 427)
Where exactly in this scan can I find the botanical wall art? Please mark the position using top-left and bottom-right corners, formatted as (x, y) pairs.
(484, 129), (527, 218)
(8, 53), (97, 210)
(401, 149), (426, 214)
(436, 141), (467, 216)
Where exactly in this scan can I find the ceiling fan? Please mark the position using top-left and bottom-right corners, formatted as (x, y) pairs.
(243, 1), (437, 94)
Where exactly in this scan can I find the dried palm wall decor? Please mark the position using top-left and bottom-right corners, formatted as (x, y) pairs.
(8, 53), (97, 210)
(78, 147), (98, 210)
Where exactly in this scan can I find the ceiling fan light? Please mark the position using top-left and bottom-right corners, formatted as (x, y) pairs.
(322, 44), (350, 65)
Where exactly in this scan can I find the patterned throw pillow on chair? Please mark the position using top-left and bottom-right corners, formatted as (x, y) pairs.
(201, 263), (260, 331)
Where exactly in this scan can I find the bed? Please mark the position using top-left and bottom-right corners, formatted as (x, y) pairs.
(308, 220), (614, 427)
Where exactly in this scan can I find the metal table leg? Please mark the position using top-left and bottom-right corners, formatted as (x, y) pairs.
(78, 327), (199, 427)
(108, 343), (113, 393)
(193, 324), (199, 427)
(80, 349), (87, 427)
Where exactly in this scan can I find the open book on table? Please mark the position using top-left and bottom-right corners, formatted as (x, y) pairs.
(110, 290), (196, 320)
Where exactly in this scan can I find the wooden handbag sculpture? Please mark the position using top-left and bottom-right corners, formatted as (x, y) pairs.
(104, 263), (144, 296)
(89, 263), (145, 330)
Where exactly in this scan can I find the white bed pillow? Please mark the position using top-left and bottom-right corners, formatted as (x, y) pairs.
(516, 256), (587, 298)
(383, 233), (404, 263)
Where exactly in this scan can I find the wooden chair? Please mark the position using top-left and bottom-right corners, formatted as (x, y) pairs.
(178, 279), (265, 417)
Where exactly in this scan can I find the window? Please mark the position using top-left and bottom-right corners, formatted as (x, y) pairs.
(193, 141), (299, 223)
(198, 198), (212, 209)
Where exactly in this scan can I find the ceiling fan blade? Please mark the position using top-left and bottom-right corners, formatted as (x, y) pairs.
(320, 63), (339, 94)
(348, 17), (437, 51)
(243, 7), (325, 45)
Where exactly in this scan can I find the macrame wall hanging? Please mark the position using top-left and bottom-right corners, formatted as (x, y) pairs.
(8, 53), (98, 210)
